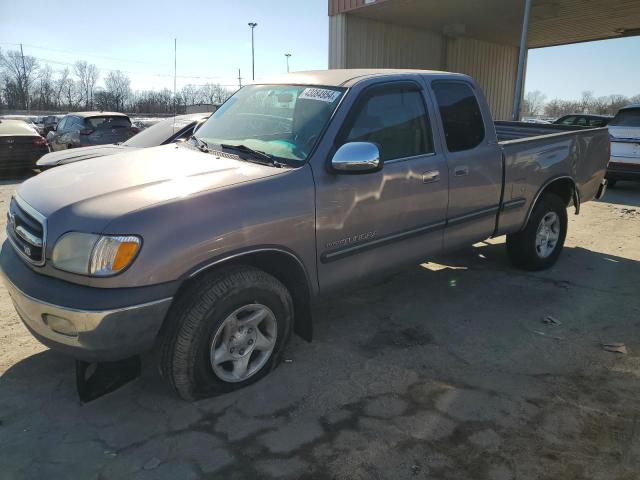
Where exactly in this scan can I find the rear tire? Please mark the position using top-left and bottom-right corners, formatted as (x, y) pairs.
(160, 265), (293, 400)
(506, 193), (568, 271)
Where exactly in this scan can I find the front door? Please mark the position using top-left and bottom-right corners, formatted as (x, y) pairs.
(313, 79), (449, 292)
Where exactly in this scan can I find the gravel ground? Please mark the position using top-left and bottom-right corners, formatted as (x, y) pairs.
(0, 175), (639, 479)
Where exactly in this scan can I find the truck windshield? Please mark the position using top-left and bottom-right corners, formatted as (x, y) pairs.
(193, 84), (345, 162)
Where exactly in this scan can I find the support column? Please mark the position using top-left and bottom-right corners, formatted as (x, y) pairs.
(512, 0), (533, 121)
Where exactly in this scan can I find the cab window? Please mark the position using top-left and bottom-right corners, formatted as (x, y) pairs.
(432, 82), (485, 152)
(343, 83), (434, 161)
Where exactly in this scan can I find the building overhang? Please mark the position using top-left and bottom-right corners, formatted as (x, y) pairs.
(329, 0), (640, 48)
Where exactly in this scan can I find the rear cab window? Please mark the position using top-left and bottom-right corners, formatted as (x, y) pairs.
(432, 81), (485, 152)
(341, 82), (434, 161)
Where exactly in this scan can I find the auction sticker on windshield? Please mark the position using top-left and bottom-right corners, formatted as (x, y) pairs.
(299, 88), (341, 103)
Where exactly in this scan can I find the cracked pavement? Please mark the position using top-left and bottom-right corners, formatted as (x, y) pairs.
(1, 177), (639, 479)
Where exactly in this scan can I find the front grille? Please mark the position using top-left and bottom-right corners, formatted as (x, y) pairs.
(7, 196), (46, 265)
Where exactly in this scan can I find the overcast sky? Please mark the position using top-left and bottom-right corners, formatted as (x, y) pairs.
(1, 0), (638, 100)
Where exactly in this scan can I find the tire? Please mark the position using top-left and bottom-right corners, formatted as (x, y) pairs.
(506, 193), (568, 271)
(607, 179), (617, 188)
(160, 265), (293, 400)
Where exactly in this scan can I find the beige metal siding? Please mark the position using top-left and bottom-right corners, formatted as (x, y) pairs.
(343, 16), (444, 70)
(446, 37), (518, 120)
(329, 14), (348, 68)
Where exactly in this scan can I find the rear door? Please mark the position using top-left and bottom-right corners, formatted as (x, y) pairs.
(313, 79), (449, 290)
(430, 80), (503, 249)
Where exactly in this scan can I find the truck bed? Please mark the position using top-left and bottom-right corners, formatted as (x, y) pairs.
(494, 121), (610, 236)
(494, 121), (590, 142)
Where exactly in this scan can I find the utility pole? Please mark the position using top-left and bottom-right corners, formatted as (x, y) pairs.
(238, 69), (243, 89)
(285, 53), (291, 73)
(20, 43), (29, 112)
(248, 22), (258, 81)
(173, 38), (177, 117)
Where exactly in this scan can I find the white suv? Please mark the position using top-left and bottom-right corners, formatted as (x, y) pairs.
(607, 105), (640, 187)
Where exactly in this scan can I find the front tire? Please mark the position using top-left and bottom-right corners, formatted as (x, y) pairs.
(506, 193), (568, 271)
(160, 265), (293, 400)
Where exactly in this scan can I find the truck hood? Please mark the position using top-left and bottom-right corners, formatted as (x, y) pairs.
(19, 144), (288, 225)
(36, 144), (130, 167)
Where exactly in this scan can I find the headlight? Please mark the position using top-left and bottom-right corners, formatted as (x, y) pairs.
(52, 232), (141, 276)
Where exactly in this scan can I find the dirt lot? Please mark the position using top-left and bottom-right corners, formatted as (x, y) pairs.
(0, 177), (639, 480)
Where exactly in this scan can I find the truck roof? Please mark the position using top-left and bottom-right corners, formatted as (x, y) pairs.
(258, 69), (465, 88)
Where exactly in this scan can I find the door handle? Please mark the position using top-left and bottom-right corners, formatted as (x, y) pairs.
(454, 166), (469, 177)
(422, 170), (440, 184)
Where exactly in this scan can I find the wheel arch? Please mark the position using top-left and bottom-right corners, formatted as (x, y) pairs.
(522, 176), (579, 230)
(170, 247), (314, 342)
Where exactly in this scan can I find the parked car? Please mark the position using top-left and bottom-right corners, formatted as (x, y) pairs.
(0, 119), (50, 175)
(607, 104), (640, 187)
(42, 115), (62, 136)
(37, 113), (210, 169)
(553, 114), (612, 128)
(46, 112), (138, 151)
(0, 69), (609, 400)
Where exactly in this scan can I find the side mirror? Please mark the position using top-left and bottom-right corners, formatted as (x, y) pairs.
(331, 142), (382, 174)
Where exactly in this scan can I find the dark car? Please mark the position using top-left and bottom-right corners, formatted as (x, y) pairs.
(0, 119), (50, 175)
(37, 113), (210, 169)
(42, 115), (63, 136)
(553, 114), (612, 128)
(47, 112), (138, 152)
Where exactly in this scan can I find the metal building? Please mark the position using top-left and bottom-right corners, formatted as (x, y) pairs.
(328, 0), (640, 120)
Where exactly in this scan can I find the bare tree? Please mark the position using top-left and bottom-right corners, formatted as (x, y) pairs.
(522, 90), (547, 117)
(181, 84), (199, 106)
(104, 70), (131, 111)
(199, 83), (231, 105)
(74, 61), (99, 109)
(0, 48), (40, 110)
(36, 64), (54, 109)
(53, 67), (70, 109)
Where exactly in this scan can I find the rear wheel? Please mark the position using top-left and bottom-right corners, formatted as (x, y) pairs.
(160, 265), (293, 400)
(506, 193), (568, 271)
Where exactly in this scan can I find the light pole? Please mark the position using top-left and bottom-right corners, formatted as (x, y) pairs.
(248, 22), (258, 81)
(285, 53), (291, 73)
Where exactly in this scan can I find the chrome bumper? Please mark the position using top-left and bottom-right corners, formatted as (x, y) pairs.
(4, 277), (172, 361)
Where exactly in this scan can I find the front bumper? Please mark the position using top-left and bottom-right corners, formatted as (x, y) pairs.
(0, 242), (174, 361)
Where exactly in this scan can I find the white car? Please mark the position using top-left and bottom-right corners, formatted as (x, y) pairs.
(607, 104), (640, 187)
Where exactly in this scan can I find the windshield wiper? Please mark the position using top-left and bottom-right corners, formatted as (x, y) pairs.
(191, 136), (210, 153)
(220, 143), (286, 168)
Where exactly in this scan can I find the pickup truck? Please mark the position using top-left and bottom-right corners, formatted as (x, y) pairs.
(0, 69), (609, 400)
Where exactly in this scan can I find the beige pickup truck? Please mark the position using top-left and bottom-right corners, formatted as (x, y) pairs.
(1, 69), (609, 400)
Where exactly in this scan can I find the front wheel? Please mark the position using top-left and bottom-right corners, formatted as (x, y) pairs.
(160, 265), (293, 400)
(506, 193), (568, 271)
